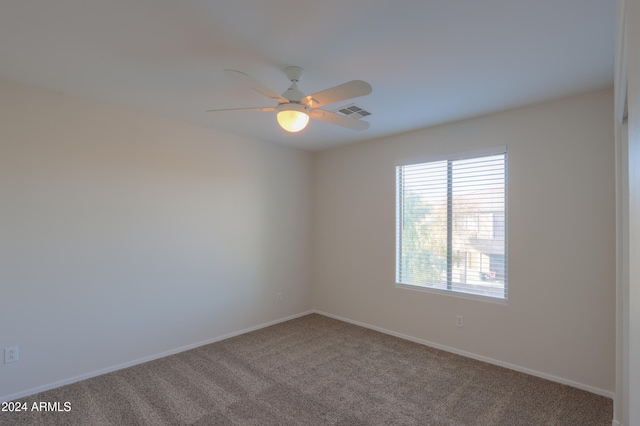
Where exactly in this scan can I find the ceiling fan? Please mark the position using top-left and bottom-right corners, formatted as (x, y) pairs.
(208, 66), (372, 133)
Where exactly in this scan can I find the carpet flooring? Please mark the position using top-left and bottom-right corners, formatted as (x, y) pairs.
(0, 314), (612, 425)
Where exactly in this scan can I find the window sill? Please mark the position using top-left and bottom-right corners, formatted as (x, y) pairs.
(395, 283), (508, 304)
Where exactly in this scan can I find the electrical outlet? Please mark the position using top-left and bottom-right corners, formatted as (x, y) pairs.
(4, 346), (18, 363)
(277, 292), (283, 303)
(456, 315), (464, 328)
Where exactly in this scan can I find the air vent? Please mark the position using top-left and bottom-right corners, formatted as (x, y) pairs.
(334, 104), (371, 119)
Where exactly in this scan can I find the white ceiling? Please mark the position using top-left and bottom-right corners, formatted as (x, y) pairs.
(0, 0), (615, 151)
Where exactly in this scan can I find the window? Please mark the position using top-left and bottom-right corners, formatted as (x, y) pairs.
(396, 148), (507, 300)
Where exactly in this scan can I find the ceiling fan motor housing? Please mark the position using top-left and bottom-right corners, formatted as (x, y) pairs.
(284, 66), (304, 82)
(282, 66), (306, 102)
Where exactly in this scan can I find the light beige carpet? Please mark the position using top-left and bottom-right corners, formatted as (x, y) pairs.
(0, 314), (612, 425)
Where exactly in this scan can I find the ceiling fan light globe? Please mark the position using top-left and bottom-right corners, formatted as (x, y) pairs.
(276, 104), (309, 132)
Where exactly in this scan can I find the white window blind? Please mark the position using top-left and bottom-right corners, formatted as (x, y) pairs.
(396, 150), (507, 300)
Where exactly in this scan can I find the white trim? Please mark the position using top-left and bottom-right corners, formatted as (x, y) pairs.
(0, 310), (313, 403)
(612, 420), (621, 426)
(615, 0), (628, 124)
(614, 1), (628, 425)
(615, 113), (629, 426)
(396, 145), (507, 167)
(314, 310), (615, 400)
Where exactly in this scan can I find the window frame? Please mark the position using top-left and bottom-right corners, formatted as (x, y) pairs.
(395, 146), (508, 303)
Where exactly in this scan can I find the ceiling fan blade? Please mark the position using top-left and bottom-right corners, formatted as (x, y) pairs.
(206, 107), (276, 113)
(309, 109), (370, 131)
(224, 70), (288, 103)
(303, 80), (372, 108)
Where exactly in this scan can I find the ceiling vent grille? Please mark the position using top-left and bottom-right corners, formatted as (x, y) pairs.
(334, 104), (371, 119)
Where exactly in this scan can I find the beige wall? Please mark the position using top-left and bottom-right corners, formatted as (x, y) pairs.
(0, 79), (313, 399)
(312, 89), (616, 394)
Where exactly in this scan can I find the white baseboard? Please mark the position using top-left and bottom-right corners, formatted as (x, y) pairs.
(611, 420), (621, 426)
(1, 310), (313, 403)
(3, 309), (615, 404)
(314, 310), (615, 400)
